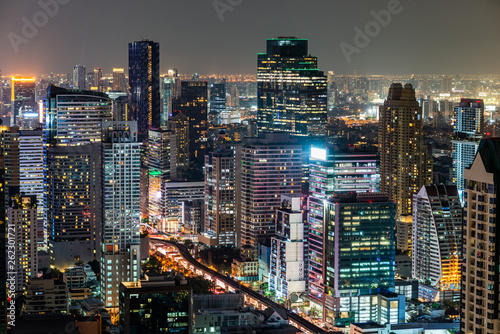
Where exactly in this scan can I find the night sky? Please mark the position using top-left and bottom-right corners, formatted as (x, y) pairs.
(0, 0), (499, 76)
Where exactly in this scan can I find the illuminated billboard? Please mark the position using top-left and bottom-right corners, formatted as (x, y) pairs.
(310, 147), (327, 161)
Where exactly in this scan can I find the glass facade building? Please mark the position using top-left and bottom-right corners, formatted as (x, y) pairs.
(11, 77), (36, 127)
(171, 81), (208, 163)
(412, 185), (462, 302)
(452, 98), (484, 193)
(44, 84), (111, 269)
(257, 37), (327, 136)
(128, 40), (161, 136)
(323, 193), (396, 326)
(308, 145), (380, 303)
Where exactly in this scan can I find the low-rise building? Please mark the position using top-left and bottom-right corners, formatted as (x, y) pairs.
(22, 278), (69, 315)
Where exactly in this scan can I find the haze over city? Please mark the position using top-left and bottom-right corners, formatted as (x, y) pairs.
(1, 0), (500, 75)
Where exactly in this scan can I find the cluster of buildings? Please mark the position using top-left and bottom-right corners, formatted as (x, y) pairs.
(0, 35), (499, 334)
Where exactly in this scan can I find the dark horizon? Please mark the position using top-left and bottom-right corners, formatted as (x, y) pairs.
(1, 0), (499, 76)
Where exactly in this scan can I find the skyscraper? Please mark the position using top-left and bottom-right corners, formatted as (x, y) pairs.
(44, 84), (112, 268)
(452, 98), (484, 193)
(94, 67), (103, 92)
(129, 40), (160, 136)
(146, 128), (174, 229)
(7, 194), (38, 292)
(72, 65), (86, 89)
(412, 185), (462, 302)
(236, 133), (302, 257)
(171, 81), (208, 163)
(100, 121), (141, 312)
(461, 138), (500, 334)
(257, 37), (327, 136)
(321, 193), (396, 326)
(11, 77), (36, 127)
(201, 147), (236, 247)
(307, 145), (380, 306)
(170, 113), (190, 178)
(379, 83), (429, 219)
(112, 68), (126, 92)
(209, 81), (226, 125)
(19, 129), (44, 250)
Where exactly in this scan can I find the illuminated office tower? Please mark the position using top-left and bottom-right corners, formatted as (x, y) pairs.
(112, 68), (126, 92)
(94, 68), (103, 92)
(170, 113), (190, 178)
(72, 65), (86, 89)
(146, 128), (174, 229)
(308, 145), (380, 303)
(236, 133), (302, 257)
(172, 81), (208, 163)
(7, 194), (38, 292)
(379, 83), (429, 219)
(461, 138), (500, 334)
(100, 121), (141, 313)
(161, 70), (178, 127)
(200, 148), (236, 247)
(412, 185), (462, 302)
(452, 99), (484, 193)
(11, 76), (36, 127)
(257, 37), (327, 136)
(209, 81), (226, 125)
(19, 130), (44, 250)
(128, 40), (160, 136)
(44, 84), (112, 269)
(269, 195), (306, 301)
(321, 193), (397, 326)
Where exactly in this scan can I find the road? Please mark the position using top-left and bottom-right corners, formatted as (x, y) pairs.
(150, 237), (330, 334)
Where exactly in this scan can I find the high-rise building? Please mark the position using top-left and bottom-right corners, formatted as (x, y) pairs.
(119, 276), (193, 334)
(171, 81), (208, 163)
(19, 130), (44, 250)
(100, 121), (141, 312)
(129, 40), (160, 136)
(307, 144), (380, 301)
(7, 194), (38, 292)
(209, 82), (226, 125)
(269, 195), (307, 301)
(72, 65), (86, 89)
(257, 37), (327, 136)
(11, 76), (36, 127)
(107, 92), (129, 122)
(163, 181), (204, 233)
(161, 69), (178, 128)
(200, 147), (236, 247)
(94, 68), (103, 92)
(0, 127), (44, 250)
(321, 193), (396, 326)
(112, 68), (126, 92)
(170, 113), (190, 178)
(412, 185), (462, 302)
(379, 83), (429, 219)
(452, 99), (484, 193)
(146, 128), (174, 229)
(44, 84), (112, 269)
(461, 138), (500, 334)
(236, 133), (302, 257)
